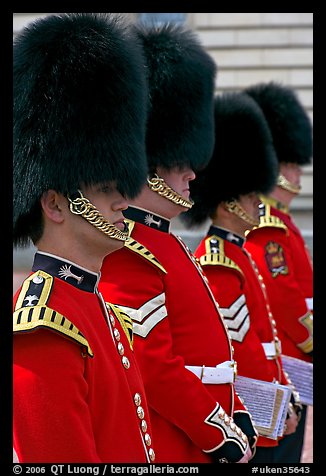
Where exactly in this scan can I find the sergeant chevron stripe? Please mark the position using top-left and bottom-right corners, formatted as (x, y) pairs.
(219, 294), (250, 343)
(116, 293), (167, 338)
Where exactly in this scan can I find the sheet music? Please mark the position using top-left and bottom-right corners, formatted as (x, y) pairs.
(235, 376), (292, 439)
(281, 355), (313, 406)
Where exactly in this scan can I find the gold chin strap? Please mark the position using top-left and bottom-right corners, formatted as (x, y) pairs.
(277, 174), (301, 194)
(68, 190), (128, 242)
(147, 173), (194, 209)
(225, 200), (260, 227)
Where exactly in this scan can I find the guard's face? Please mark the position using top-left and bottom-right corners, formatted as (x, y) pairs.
(238, 192), (261, 225)
(156, 165), (196, 202)
(81, 182), (128, 232)
(72, 182), (129, 254)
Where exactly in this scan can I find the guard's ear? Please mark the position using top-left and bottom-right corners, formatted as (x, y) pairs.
(40, 190), (65, 223)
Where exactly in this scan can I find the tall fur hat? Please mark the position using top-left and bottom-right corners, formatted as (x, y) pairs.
(14, 13), (148, 244)
(134, 23), (217, 172)
(244, 81), (313, 165)
(182, 92), (278, 226)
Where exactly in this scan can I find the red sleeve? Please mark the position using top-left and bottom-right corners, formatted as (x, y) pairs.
(245, 228), (312, 354)
(13, 329), (101, 463)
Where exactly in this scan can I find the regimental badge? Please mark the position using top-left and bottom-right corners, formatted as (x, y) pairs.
(264, 241), (288, 277)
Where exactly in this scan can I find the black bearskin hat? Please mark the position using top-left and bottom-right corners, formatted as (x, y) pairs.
(182, 92), (278, 227)
(244, 81), (313, 165)
(14, 13), (148, 245)
(134, 23), (217, 172)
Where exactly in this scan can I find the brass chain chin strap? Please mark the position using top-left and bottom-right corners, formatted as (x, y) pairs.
(225, 200), (260, 227)
(277, 174), (301, 194)
(147, 174), (194, 209)
(68, 190), (128, 241)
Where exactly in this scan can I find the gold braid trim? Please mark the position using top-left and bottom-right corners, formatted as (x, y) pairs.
(14, 270), (93, 356)
(199, 253), (243, 276)
(109, 303), (134, 350)
(125, 238), (167, 274)
(255, 202), (288, 233)
(13, 305), (94, 357)
(260, 195), (289, 214)
(201, 236), (243, 275)
(147, 174), (194, 209)
(14, 271), (53, 311)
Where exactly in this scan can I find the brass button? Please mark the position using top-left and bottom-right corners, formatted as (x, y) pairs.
(144, 433), (151, 446)
(148, 448), (155, 461)
(122, 356), (130, 369)
(110, 316), (116, 327)
(141, 420), (148, 433)
(117, 342), (124, 355)
(137, 406), (145, 419)
(114, 328), (120, 341)
(134, 393), (141, 406)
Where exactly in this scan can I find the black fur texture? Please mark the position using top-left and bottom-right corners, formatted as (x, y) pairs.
(182, 92), (278, 227)
(244, 81), (313, 165)
(135, 23), (217, 172)
(14, 13), (148, 245)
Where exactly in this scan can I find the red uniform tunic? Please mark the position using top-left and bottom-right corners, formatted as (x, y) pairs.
(245, 197), (313, 362)
(99, 208), (256, 463)
(13, 252), (155, 463)
(194, 226), (290, 448)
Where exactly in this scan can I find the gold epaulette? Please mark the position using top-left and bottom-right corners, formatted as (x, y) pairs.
(200, 236), (243, 277)
(199, 253), (243, 275)
(254, 203), (288, 233)
(108, 303), (134, 349)
(13, 270), (93, 357)
(124, 221), (167, 274)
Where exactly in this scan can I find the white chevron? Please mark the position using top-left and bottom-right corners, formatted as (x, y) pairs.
(219, 294), (250, 342)
(117, 293), (167, 338)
